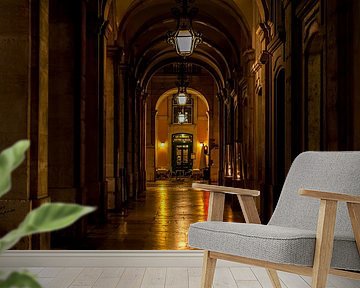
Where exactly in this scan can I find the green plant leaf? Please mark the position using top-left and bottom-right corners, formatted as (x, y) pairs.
(0, 140), (30, 198)
(0, 203), (95, 251)
(0, 271), (41, 288)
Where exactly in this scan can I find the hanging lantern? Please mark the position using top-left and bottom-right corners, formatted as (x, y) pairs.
(173, 61), (190, 105)
(176, 91), (188, 105)
(167, 1), (202, 57)
(178, 112), (186, 123)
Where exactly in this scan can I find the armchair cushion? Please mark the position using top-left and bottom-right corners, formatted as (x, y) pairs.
(189, 221), (360, 271)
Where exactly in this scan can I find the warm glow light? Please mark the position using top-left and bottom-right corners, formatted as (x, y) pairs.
(175, 29), (193, 57)
(176, 92), (187, 105)
(160, 141), (165, 148)
(227, 165), (233, 176)
(178, 113), (186, 123)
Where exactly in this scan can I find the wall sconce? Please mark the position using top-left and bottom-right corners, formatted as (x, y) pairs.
(203, 144), (209, 155)
(160, 142), (165, 148)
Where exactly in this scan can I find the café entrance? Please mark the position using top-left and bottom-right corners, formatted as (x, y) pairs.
(172, 133), (193, 176)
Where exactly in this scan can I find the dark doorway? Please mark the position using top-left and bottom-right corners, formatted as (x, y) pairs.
(274, 68), (286, 206)
(172, 133), (193, 175)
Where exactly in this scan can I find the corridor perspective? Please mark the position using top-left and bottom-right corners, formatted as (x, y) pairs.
(57, 180), (242, 250)
(0, 0), (360, 251)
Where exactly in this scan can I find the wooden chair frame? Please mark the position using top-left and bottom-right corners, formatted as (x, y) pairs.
(192, 183), (360, 288)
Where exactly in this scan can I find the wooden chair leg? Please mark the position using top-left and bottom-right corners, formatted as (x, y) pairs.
(201, 251), (217, 288)
(347, 203), (360, 253)
(311, 200), (337, 288)
(266, 269), (282, 288)
(237, 195), (282, 287)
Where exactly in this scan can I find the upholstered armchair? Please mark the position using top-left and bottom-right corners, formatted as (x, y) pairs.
(189, 152), (360, 288)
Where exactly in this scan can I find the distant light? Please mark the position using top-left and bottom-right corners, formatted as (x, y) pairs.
(178, 113), (186, 123)
(174, 29), (194, 57)
(176, 92), (187, 105)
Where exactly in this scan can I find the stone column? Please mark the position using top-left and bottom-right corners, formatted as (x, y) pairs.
(98, 16), (108, 222)
(208, 108), (214, 182)
(216, 91), (225, 185)
(30, 0), (50, 249)
(117, 62), (128, 207)
(252, 29), (273, 220)
(125, 77), (135, 199)
(242, 50), (256, 187)
(0, 0), (49, 249)
(83, 1), (107, 223)
(223, 89), (234, 186)
(146, 101), (156, 181)
(76, 0), (88, 238)
(139, 93), (148, 192)
(47, 0), (84, 247)
(105, 46), (119, 209)
(133, 85), (142, 199)
(284, 0), (296, 168)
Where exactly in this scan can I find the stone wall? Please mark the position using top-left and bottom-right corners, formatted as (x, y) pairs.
(48, 0), (78, 201)
(0, 0), (49, 249)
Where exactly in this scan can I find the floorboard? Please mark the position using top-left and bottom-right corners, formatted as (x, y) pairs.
(3, 265), (360, 288)
(116, 267), (145, 288)
(165, 268), (189, 288)
(140, 267), (167, 288)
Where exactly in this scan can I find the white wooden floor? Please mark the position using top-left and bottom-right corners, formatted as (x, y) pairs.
(1, 251), (360, 288)
(2, 266), (360, 288)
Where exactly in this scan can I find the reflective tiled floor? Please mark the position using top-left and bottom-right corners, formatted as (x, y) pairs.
(68, 179), (242, 250)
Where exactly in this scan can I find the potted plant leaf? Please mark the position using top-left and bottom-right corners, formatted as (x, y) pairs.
(0, 140), (95, 287)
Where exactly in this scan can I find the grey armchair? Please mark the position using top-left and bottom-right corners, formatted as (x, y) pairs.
(189, 152), (360, 288)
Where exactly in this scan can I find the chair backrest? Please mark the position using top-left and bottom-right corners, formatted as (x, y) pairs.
(269, 151), (360, 239)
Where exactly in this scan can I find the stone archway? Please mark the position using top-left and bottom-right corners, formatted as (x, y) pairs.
(147, 88), (211, 181)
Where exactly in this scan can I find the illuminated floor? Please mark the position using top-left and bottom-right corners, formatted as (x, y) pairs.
(67, 179), (242, 250)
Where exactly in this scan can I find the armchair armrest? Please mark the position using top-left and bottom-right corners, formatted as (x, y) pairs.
(300, 188), (360, 284)
(192, 183), (260, 197)
(299, 189), (360, 204)
(192, 183), (261, 223)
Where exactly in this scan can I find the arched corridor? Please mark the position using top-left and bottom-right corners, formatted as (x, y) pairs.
(153, 87), (210, 181)
(0, 0), (360, 249)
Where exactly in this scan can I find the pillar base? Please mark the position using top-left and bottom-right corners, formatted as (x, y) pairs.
(0, 199), (32, 249)
(0, 198), (51, 249)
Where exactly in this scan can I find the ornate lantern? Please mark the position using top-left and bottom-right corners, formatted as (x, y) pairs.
(167, 0), (202, 57)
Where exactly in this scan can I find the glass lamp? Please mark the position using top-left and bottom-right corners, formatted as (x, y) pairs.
(177, 92), (187, 105)
(178, 112), (186, 123)
(173, 21), (201, 57)
(167, 1), (202, 57)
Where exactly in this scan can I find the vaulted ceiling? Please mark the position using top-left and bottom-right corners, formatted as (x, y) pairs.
(111, 0), (264, 90)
